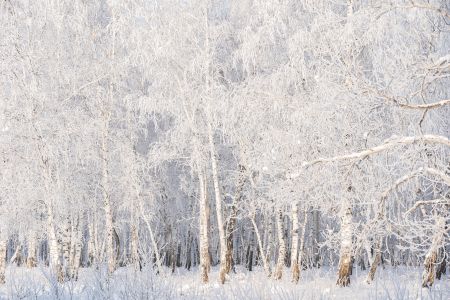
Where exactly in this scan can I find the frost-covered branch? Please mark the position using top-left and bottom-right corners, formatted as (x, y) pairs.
(288, 135), (450, 179)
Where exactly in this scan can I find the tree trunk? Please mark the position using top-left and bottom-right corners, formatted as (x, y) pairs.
(208, 125), (227, 284)
(291, 203), (300, 283)
(0, 240), (6, 284)
(273, 209), (286, 280)
(337, 198), (353, 287)
(251, 214), (271, 277)
(130, 224), (141, 271)
(297, 208), (309, 282)
(27, 232), (37, 268)
(101, 121), (118, 275)
(224, 164), (246, 277)
(422, 217), (446, 288)
(88, 218), (98, 267)
(312, 210), (320, 267)
(69, 215), (82, 280)
(366, 238), (382, 283)
(435, 248), (446, 280)
(142, 214), (163, 275)
(10, 243), (23, 266)
(198, 166), (210, 283)
(62, 216), (72, 279)
(48, 205), (64, 282)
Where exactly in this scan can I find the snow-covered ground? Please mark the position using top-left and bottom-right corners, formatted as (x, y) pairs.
(0, 266), (448, 299)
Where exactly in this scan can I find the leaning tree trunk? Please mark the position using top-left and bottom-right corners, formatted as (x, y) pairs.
(291, 203), (300, 283)
(198, 166), (210, 283)
(208, 125), (228, 284)
(366, 237), (382, 284)
(142, 213), (164, 275)
(435, 248), (447, 280)
(273, 209), (286, 280)
(10, 243), (23, 266)
(251, 213), (271, 277)
(0, 239), (6, 284)
(422, 217), (446, 288)
(337, 197), (353, 287)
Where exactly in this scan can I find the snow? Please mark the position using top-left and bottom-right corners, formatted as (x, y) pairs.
(1, 266), (449, 299)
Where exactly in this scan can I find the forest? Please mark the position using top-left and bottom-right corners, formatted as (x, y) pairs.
(0, 0), (449, 299)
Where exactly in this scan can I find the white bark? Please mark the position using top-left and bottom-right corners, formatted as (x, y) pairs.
(197, 166), (210, 283)
(273, 209), (286, 280)
(47, 204), (63, 282)
(337, 197), (353, 287)
(27, 232), (37, 268)
(251, 213), (271, 277)
(290, 203), (300, 283)
(62, 216), (71, 278)
(88, 218), (98, 267)
(101, 119), (118, 275)
(298, 209), (309, 280)
(130, 224), (141, 271)
(0, 240), (6, 284)
(69, 216), (82, 280)
(208, 124), (227, 284)
(141, 213), (164, 275)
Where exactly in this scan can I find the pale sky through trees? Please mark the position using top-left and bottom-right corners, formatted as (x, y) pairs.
(0, 0), (449, 299)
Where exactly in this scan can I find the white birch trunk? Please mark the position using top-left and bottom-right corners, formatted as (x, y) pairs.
(47, 205), (63, 282)
(0, 240), (6, 284)
(208, 124), (227, 284)
(69, 216), (82, 280)
(291, 203), (300, 283)
(273, 209), (286, 280)
(27, 232), (37, 268)
(62, 216), (71, 278)
(142, 214), (164, 275)
(337, 197), (353, 286)
(251, 213), (271, 277)
(130, 224), (141, 271)
(198, 166), (210, 283)
(88, 218), (97, 267)
(297, 209), (309, 281)
(10, 243), (23, 266)
(101, 121), (117, 275)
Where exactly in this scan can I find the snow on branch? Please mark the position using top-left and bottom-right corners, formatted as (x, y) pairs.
(366, 86), (450, 110)
(393, 99), (450, 110)
(379, 167), (450, 213)
(287, 135), (450, 179)
(405, 198), (449, 216)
